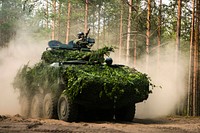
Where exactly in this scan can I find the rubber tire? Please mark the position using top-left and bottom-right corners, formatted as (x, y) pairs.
(115, 104), (136, 121)
(19, 95), (31, 117)
(43, 93), (57, 119)
(30, 94), (43, 118)
(57, 94), (78, 122)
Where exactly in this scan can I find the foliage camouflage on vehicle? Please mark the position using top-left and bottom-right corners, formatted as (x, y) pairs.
(13, 46), (151, 103)
(41, 46), (114, 64)
(13, 35), (153, 121)
(13, 62), (60, 95)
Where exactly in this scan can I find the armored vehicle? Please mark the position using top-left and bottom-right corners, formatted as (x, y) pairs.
(13, 30), (151, 122)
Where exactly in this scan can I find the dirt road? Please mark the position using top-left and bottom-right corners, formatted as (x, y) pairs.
(0, 115), (200, 133)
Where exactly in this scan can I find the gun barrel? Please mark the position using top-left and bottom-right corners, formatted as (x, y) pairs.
(85, 29), (90, 37)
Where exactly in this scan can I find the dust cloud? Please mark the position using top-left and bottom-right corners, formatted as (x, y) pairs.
(136, 42), (188, 118)
(0, 29), (47, 115)
(0, 27), (188, 119)
(113, 42), (188, 119)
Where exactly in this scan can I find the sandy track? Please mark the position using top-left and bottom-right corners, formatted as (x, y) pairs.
(1, 115), (200, 133)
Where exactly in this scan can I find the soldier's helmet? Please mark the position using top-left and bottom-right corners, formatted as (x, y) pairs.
(77, 32), (84, 39)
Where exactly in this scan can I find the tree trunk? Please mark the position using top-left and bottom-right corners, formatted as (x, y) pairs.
(97, 4), (101, 48)
(133, 0), (139, 67)
(175, 0), (181, 66)
(92, 10), (95, 36)
(194, 0), (200, 116)
(146, 0), (151, 72)
(84, 0), (88, 33)
(103, 12), (106, 45)
(57, 1), (61, 40)
(46, 0), (49, 29)
(197, 0), (200, 116)
(65, 0), (71, 43)
(51, 0), (56, 40)
(157, 0), (162, 70)
(126, 0), (132, 64)
(188, 0), (195, 116)
(175, 0), (182, 115)
(192, 0), (199, 116)
(119, 0), (123, 62)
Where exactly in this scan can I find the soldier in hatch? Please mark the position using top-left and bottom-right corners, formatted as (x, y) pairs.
(73, 32), (88, 48)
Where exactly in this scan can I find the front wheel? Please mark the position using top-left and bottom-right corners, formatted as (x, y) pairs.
(57, 94), (78, 122)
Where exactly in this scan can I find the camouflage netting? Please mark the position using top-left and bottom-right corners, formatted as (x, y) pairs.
(13, 46), (152, 103)
(13, 62), (61, 96)
(63, 64), (151, 103)
(41, 46), (114, 64)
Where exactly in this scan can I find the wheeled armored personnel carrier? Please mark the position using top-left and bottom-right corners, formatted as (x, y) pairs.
(13, 30), (151, 121)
